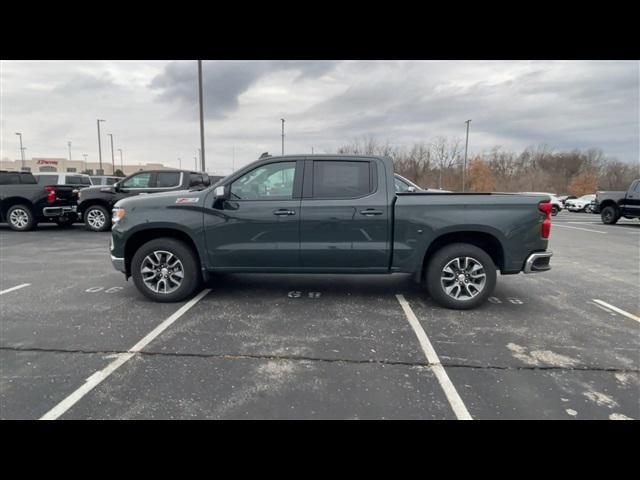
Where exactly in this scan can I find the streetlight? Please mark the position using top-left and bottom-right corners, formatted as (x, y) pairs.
(463, 119), (471, 192)
(68, 141), (72, 163)
(107, 133), (115, 175)
(178, 157), (182, 169)
(281, 118), (285, 156)
(197, 60), (206, 172)
(15, 132), (25, 170)
(83, 154), (88, 172)
(96, 119), (106, 174)
(118, 149), (123, 173)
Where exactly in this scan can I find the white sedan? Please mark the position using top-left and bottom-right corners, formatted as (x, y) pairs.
(565, 194), (596, 212)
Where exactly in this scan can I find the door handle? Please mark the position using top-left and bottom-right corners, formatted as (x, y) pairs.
(359, 209), (383, 216)
(273, 209), (296, 216)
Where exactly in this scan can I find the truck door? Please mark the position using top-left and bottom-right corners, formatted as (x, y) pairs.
(204, 160), (302, 269)
(299, 158), (390, 270)
(624, 180), (640, 216)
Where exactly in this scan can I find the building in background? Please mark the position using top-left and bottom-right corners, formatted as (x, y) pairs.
(0, 158), (175, 175)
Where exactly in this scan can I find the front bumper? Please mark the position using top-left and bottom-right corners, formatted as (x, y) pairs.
(42, 205), (77, 217)
(111, 254), (126, 273)
(523, 250), (553, 273)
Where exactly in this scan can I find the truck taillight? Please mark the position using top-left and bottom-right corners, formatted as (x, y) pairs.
(538, 201), (552, 239)
(45, 186), (56, 204)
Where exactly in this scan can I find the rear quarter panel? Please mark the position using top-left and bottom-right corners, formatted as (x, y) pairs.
(393, 193), (549, 274)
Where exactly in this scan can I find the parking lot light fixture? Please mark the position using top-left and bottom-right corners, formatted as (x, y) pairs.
(15, 132), (25, 169)
(107, 133), (115, 175)
(118, 149), (123, 172)
(97, 119), (106, 173)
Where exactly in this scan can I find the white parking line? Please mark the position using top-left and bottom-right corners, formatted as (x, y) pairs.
(554, 224), (607, 234)
(0, 283), (31, 295)
(395, 294), (472, 420)
(592, 299), (640, 324)
(40, 288), (212, 420)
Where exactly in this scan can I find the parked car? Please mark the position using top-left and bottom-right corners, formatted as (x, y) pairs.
(520, 192), (563, 216)
(34, 172), (93, 188)
(78, 169), (211, 232)
(594, 179), (640, 224)
(557, 195), (576, 207)
(0, 170), (80, 230)
(109, 155), (553, 310)
(565, 194), (596, 212)
(394, 174), (450, 193)
(90, 175), (122, 186)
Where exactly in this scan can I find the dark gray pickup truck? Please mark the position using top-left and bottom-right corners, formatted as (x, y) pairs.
(109, 155), (553, 309)
(594, 179), (640, 224)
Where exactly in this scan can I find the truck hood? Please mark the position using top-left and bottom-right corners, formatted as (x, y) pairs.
(114, 189), (206, 209)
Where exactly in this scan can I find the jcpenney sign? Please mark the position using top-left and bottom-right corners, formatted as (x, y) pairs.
(36, 159), (59, 165)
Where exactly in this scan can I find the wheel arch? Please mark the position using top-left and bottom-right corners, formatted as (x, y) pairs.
(1, 197), (34, 220)
(420, 230), (505, 281)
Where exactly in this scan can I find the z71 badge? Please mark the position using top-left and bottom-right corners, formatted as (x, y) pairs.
(175, 197), (199, 204)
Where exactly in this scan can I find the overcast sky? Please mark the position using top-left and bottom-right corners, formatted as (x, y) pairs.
(1, 60), (638, 174)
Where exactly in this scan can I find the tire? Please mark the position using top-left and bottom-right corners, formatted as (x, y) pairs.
(131, 237), (201, 302)
(425, 243), (497, 310)
(551, 206), (559, 216)
(84, 205), (111, 232)
(601, 206), (619, 225)
(6, 204), (35, 231)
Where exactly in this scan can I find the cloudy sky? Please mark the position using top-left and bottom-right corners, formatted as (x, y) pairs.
(1, 60), (638, 174)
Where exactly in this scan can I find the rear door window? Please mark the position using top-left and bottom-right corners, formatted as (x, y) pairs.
(0, 173), (20, 185)
(156, 172), (180, 188)
(312, 161), (372, 199)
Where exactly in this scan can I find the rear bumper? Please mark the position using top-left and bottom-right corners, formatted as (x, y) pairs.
(42, 205), (77, 217)
(523, 250), (553, 273)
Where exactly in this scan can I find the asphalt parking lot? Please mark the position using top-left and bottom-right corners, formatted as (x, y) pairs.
(1, 211), (638, 420)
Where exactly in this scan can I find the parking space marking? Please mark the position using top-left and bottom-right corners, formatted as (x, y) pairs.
(554, 224), (607, 234)
(395, 294), (472, 420)
(0, 283), (31, 295)
(40, 288), (212, 420)
(592, 299), (640, 324)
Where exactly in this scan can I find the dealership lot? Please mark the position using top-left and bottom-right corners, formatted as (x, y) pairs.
(1, 212), (638, 419)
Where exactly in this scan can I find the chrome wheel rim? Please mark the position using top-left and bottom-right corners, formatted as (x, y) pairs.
(440, 256), (486, 301)
(87, 209), (106, 229)
(9, 208), (29, 228)
(141, 250), (184, 294)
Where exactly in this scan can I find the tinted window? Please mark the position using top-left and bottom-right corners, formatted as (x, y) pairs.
(20, 173), (37, 184)
(231, 162), (296, 200)
(106, 177), (119, 185)
(90, 176), (102, 184)
(122, 172), (153, 188)
(0, 173), (20, 185)
(65, 175), (83, 184)
(157, 172), (180, 188)
(36, 174), (60, 185)
(313, 161), (371, 198)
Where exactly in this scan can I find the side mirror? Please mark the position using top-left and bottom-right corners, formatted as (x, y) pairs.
(113, 182), (121, 192)
(214, 185), (227, 199)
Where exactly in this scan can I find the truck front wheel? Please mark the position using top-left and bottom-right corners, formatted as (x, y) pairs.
(131, 237), (201, 302)
(601, 206), (619, 225)
(425, 243), (497, 310)
(84, 205), (111, 232)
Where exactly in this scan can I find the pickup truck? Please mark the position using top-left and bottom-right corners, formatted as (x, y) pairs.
(78, 169), (211, 232)
(594, 179), (640, 224)
(109, 155), (554, 310)
(0, 170), (80, 231)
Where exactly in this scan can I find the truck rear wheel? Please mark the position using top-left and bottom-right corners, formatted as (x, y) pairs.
(131, 237), (201, 303)
(7, 204), (35, 231)
(425, 243), (497, 310)
(601, 206), (619, 225)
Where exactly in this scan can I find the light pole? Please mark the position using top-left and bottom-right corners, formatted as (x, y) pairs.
(96, 119), (106, 174)
(178, 157), (182, 169)
(311, 146), (314, 154)
(68, 141), (72, 163)
(281, 118), (285, 155)
(15, 132), (25, 170)
(197, 149), (202, 172)
(107, 133), (115, 175)
(194, 156), (198, 170)
(197, 60), (206, 172)
(118, 149), (123, 173)
(232, 145), (235, 172)
(463, 119), (471, 192)
(83, 154), (88, 172)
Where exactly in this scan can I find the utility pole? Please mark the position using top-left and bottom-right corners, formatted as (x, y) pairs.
(15, 132), (25, 170)
(232, 145), (235, 172)
(97, 119), (105, 174)
(107, 133), (115, 175)
(83, 154), (88, 172)
(118, 149), (123, 172)
(197, 149), (202, 172)
(463, 119), (471, 192)
(281, 118), (285, 155)
(178, 157), (182, 169)
(197, 60), (206, 172)
(311, 146), (314, 154)
(68, 141), (72, 163)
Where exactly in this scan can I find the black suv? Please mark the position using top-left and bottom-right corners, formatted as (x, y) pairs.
(77, 169), (212, 232)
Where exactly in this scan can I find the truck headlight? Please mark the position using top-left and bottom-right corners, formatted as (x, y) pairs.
(112, 207), (126, 224)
